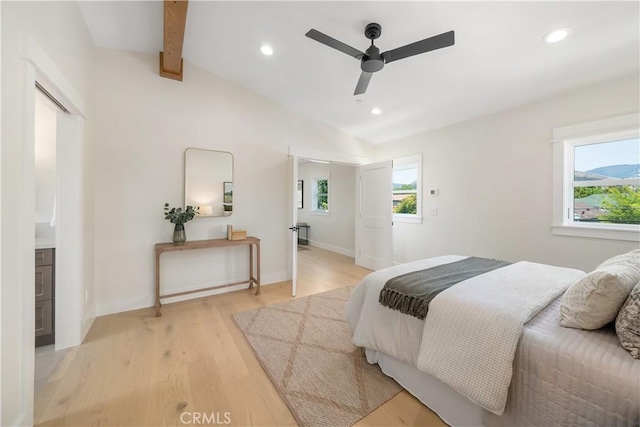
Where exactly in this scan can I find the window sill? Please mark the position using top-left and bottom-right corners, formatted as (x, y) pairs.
(309, 211), (330, 216)
(551, 224), (639, 242)
(393, 215), (423, 224)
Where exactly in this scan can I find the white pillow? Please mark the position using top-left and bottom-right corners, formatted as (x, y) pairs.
(560, 249), (640, 330)
(598, 248), (640, 270)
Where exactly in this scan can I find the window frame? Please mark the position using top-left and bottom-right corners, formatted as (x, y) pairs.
(309, 173), (330, 216)
(392, 154), (423, 224)
(552, 113), (640, 241)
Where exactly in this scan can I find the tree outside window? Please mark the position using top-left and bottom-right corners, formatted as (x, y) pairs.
(392, 156), (422, 222)
(311, 176), (330, 214)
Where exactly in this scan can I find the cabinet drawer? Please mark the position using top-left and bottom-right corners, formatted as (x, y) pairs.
(35, 300), (53, 337)
(35, 249), (53, 267)
(35, 266), (53, 301)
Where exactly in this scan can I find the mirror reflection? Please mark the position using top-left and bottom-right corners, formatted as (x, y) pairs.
(184, 148), (233, 217)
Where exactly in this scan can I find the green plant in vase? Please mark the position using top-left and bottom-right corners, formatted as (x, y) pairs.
(163, 203), (199, 244)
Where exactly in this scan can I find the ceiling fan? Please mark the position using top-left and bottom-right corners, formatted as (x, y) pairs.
(305, 23), (455, 95)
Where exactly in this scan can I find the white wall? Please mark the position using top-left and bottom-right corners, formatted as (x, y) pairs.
(376, 74), (639, 273)
(35, 95), (57, 227)
(92, 48), (373, 315)
(298, 162), (356, 256)
(1, 1), (95, 425)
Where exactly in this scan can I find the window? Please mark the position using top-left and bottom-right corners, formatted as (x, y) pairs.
(552, 114), (639, 241)
(310, 175), (329, 214)
(572, 139), (639, 224)
(393, 154), (422, 223)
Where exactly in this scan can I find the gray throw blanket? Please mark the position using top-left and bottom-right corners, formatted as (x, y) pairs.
(379, 257), (511, 319)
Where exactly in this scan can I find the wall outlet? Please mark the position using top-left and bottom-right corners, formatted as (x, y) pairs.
(430, 208), (438, 216)
(232, 263), (238, 273)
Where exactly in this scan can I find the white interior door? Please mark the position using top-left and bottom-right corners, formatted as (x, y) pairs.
(289, 155), (299, 296)
(356, 161), (393, 270)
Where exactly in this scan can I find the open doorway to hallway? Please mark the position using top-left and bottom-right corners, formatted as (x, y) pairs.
(297, 160), (357, 256)
(295, 159), (359, 293)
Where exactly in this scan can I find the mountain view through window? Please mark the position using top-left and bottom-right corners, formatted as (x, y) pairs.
(573, 138), (640, 225)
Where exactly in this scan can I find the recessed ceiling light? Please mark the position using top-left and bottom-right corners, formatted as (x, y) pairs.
(371, 108), (382, 115)
(543, 28), (572, 44)
(309, 159), (330, 164)
(260, 45), (274, 56)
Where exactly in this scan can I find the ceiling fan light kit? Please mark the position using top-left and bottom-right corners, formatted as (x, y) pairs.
(306, 22), (455, 95)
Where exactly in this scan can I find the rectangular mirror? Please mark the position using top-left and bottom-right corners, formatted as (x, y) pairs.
(184, 148), (233, 217)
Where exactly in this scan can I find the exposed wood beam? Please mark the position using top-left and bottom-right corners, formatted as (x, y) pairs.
(159, 0), (188, 81)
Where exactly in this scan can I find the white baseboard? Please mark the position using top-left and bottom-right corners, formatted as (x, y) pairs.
(81, 316), (95, 341)
(95, 270), (290, 317)
(306, 239), (355, 258)
(96, 294), (154, 317)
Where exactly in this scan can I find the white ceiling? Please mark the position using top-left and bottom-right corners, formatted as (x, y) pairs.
(79, 1), (640, 144)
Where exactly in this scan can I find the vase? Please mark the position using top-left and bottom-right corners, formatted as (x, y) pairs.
(173, 223), (186, 244)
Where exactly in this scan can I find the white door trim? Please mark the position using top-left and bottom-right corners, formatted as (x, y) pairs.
(23, 37), (86, 117)
(288, 146), (368, 166)
(14, 36), (88, 426)
(23, 36), (88, 352)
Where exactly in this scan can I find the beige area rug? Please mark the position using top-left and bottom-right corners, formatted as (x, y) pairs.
(233, 287), (402, 427)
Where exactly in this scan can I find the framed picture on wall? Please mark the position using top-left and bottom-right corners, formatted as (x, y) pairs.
(297, 180), (304, 209)
(223, 182), (233, 204)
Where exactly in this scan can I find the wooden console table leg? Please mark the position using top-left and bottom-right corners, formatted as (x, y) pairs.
(256, 241), (261, 295)
(249, 242), (254, 290)
(155, 251), (162, 317)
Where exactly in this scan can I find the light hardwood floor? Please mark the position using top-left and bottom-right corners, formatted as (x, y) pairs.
(35, 246), (447, 426)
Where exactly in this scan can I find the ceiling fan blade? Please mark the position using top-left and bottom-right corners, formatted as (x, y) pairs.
(306, 29), (365, 59)
(354, 72), (373, 95)
(383, 30), (454, 63)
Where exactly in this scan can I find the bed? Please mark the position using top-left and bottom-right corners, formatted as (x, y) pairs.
(346, 255), (640, 426)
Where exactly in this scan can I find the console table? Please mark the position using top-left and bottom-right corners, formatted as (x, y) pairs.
(155, 236), (260, 317)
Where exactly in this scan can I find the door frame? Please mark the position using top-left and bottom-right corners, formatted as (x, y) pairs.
(18, 37), (87, 426)
(288, 147), (372, 293)
(24, 37), (88, 350)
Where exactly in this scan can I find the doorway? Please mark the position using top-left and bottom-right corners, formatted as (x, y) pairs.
(297, 159), (358, 256)
(295, 158), (358, 292)
(288, 147), (393, 296)
(18, 39), (89, 425)
(33, 87), (66, 395)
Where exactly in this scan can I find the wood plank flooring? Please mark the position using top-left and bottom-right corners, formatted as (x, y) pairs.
(35, 246), (447, 426)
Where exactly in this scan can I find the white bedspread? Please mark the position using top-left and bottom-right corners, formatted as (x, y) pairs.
(346, 255), (466, 366)
(346, 257), (586, 416)
(417, 261), (584, 415)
